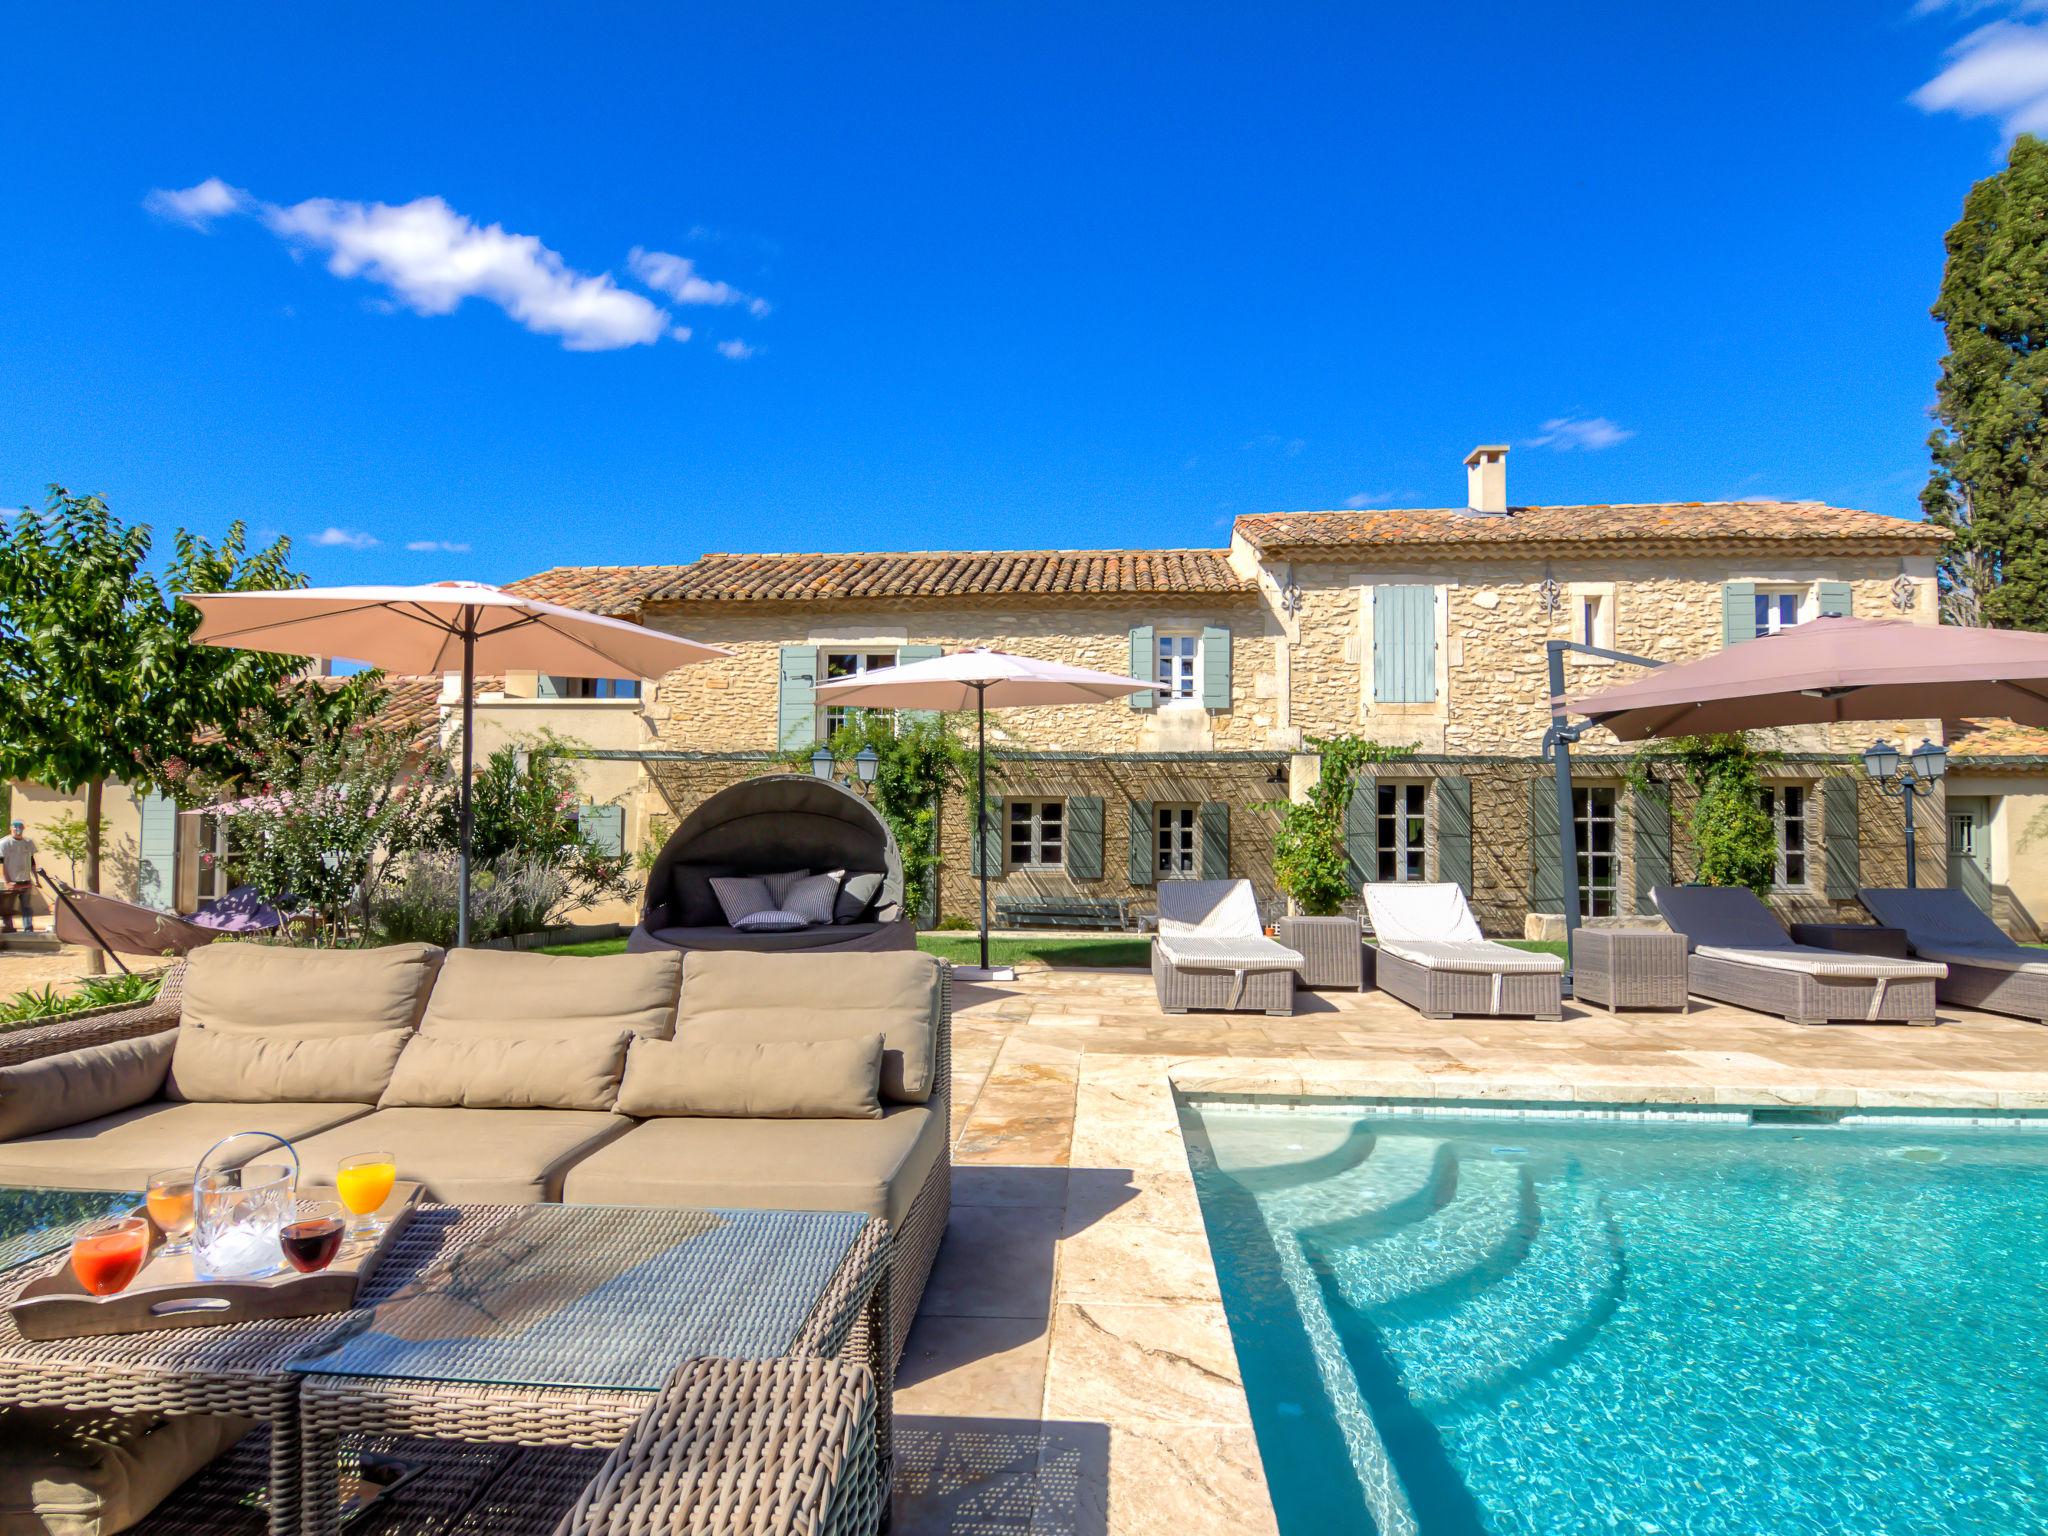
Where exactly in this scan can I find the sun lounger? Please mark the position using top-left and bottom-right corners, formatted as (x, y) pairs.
(1651, 884), (1946, 1025)
(1859, 886), (2048, 1023)
(1151, 880), (1303, 1016)
(1363, 882), (1564, 1021)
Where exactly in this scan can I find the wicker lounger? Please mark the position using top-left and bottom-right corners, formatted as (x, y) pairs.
(1362, 884), (1564, 1021)
(1373, 945), (1564, 1022)
(1860, 886), (2048, 1024)
(1149, 882), (1301, 1017)
(0, 963), (184, 1068)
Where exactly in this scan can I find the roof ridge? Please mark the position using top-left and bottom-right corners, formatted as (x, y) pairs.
(693, 546), (1234, 560)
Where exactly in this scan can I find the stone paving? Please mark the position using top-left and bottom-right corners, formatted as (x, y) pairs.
(893, 965), (2048, 1535)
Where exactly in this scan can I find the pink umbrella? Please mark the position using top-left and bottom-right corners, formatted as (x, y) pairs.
(815, 648), (1156, 978)
(1567, 616), (2048, 740)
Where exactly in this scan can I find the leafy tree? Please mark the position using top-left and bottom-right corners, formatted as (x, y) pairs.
(39, 811), (108, 885)
(425, 732), (634, 910)
(1644, 735), (1780, 897)
(810, 712), (970, 925)
(1923, 134), (2048, 628)
(1272, 735), (1415, 915)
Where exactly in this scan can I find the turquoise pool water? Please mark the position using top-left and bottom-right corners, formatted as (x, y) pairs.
(1182, 1102), (2048, 1536)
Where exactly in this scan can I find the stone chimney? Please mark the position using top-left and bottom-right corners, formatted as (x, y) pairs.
(1464, 444), (1509, 514)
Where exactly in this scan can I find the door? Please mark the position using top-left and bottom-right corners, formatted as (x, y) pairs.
(1947, 796), (1993, 912)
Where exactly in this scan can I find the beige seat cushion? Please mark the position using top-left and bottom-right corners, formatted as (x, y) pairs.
(0, 1035), (175, 1143)
(559, 1104), (945, 1226)
(616, 1035), (883, 1119)
(380, 1031), (632, 1112)
(292, 1108), (633, 1205)
(678, 951), (941, 1104)
(0, 1101), (373, 1192)
(0, 1407), (251, 1536)
(418, 949), (682, 1041)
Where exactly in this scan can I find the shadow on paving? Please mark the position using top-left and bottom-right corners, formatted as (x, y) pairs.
(894, 1416), (1109, 1536)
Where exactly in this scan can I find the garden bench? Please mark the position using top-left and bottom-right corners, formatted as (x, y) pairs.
(994, 895), (1137, 931)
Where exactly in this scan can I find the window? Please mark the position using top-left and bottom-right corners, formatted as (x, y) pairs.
(1155, 633), (1199, 703)
(194, 813), (230, 904)
(1372, 584), (1438, 703)
(1761, 785), (1808, 888)
(1156, 804), (1198, 878)
(1753, 590), (1803, 637)
(822, 651), (898, 739)
(1377, 783), (1428, 882)
(543, 677), (642, 700)
(1574, 787), (1618, 917)
(1008, 800), (1064, 869)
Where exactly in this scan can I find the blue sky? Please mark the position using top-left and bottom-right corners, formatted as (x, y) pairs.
(5, 2), (2044, 586)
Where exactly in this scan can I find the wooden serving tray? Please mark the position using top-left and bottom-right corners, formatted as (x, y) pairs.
(8, 1182), (423, 1341)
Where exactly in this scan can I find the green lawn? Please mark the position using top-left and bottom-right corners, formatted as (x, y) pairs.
(538, 933), (1570, 967)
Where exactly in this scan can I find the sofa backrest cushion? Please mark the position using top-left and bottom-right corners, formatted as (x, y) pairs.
(181, 942), (444, 1037)
(168, 1027), (412, 1106)
(418, 949), (682, 1041)
(677, 950), (940, 1104)
(379, 1029), (634, 1112)
(0, 1033), (176, 1141)
(615, 1033), (883, 1119)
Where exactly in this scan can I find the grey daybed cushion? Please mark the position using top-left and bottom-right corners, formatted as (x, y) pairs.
(630, 921), (913, 955)
(732, 911), (809, 933)
(784, 872), (845, 926)
(834, 871), (884, 922)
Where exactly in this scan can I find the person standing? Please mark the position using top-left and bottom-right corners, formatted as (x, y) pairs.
(0, 820), (36, 934)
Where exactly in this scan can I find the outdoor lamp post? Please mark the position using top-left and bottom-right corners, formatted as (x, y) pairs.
(854, 745), (880, 785)
(809, 746), (836, 780)
(1863, 737), (1948, 888)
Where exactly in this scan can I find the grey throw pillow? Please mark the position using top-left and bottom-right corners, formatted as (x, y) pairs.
(710, 875), (776, 926)
(761, 869), (813, 905)
(732, 910), (810, 932)
(834, 871), (885, 923)
(784, 872), (844, 926)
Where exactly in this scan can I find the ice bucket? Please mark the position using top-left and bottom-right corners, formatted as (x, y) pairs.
(191, 1132), (300, 1283)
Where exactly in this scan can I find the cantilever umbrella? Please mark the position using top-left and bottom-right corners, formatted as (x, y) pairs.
(182, 580), (727, 945)
(814, 647), (1157, 979)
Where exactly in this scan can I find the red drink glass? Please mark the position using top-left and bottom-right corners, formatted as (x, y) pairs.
(71, 1217), (150, 1297)
(280, 1199), (346, 1274)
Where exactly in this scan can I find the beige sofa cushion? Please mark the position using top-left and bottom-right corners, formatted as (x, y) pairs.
(559, 1103), (945, 1225)
(167, 1028), (410, 1105)
(0, 1407), (251, 1536)
(418, 949), (682, 1041)
(0, 1035), (174, 1142)
(180, 942), (443, 1037)
(0, 1101), (373, 1192)
(380, 1031), (632, 1112)
(616, 1034), (883, 1119)
(292, 1107), (633, 1205)
(678, 951), (940, 1104)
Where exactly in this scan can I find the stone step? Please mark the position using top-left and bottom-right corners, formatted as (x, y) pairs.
(1309, 1156), (1534, 1316)
(1201, 1113), (1378, 1193)
(1254, 1134), (1454, 1234)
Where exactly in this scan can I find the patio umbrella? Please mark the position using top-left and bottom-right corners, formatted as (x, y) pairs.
(814, 648), (1156, 979)
(1567, 616), (2048, 739)
(182, 581), (726, 945)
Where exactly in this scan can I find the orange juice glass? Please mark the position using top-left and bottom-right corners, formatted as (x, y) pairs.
(145, 1166), (196, 1255)
(336, 1152), (396, 1239)
(71, 1217), (150, 1297)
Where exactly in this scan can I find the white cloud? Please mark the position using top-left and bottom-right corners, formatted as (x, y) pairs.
(1914, 18), (2048, 134)
(628, 247), (771, 317)
(1525, 416), (1636, 451)
(716, 339), (756, 360)
(143, 177), (249, 229)
(1343, 491), (1397, 508)
(405, 539), (471, 554)
(311, 527), (379, 549)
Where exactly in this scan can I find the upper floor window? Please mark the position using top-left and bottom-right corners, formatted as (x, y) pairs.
(1155, 633), (1199, 703)
(822, 651), (897, 739)
(1574, 786), (1618, 917)
(1008, 800), (1064, 869)
(1753, 590), (1803, 638)
(1377, 783), (1427, 882)
(543, 676), (641, 700)
(1761, 785), (1808, 888)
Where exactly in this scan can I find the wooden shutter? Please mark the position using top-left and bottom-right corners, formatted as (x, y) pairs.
(1631, 784), (1672, 905)
(1343, 775), (1377, 891)
(1373, 585), (1436, 702)
(777, 647), (818, 750)
(968, 795), (1003, 877)
(579, 803), (625, 857)
(1199, 626), (1232, 711)
(1528, 778), (1563, 915)
(1067, 795), (1103, 881)
(1436, 776), (1473, 896)
(1721, 582), (1757, 647)
(895, 645), (942, 724)
(1816, 580), (1852, 619)
(1128, 628), (1156, 711)
(1823, 777), (1861, 899)
(137, 792), (177, 911)
(1127, 800), (1155, 885)
(1199, 802), (1230, 881)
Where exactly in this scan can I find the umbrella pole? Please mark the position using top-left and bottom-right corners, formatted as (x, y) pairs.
(976, 683), (991, 973)
(457, 614), (476, 948)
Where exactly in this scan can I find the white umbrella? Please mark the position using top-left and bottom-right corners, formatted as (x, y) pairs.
(183, 580), (727, 944)
(815, 648), (1156, 978)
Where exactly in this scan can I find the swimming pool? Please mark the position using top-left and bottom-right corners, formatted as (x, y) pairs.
(1181, 1100), (2048, 1536)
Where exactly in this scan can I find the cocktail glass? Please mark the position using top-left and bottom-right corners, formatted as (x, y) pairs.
(71, 1217), (150, 1296)
(145, 1166), (196, 1256)
(281, 1198), (347, 1274)
(336, 1152), (397, 1241)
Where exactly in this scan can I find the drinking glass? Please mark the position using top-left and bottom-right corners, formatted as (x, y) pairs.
(336, 1152), (397, 1240)
(145, 1166), (196, 1256)
(71, 1217), (150, 1297)
(280, 1199), (347, 1274)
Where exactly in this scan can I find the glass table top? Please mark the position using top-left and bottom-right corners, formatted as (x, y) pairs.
(291, 1204), (867, 1392)
(0, 1185), (144, 1274)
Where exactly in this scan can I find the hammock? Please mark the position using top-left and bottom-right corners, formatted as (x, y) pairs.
(38, 871), (282, 968)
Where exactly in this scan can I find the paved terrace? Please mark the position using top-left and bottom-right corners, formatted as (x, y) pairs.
(898, 967), (2048, 1536)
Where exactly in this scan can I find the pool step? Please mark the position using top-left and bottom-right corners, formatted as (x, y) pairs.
(1201, 1115), (1380, 1193)
(1254, 1134), (1454, 1235)
(1307, 1156), (1535, 1316)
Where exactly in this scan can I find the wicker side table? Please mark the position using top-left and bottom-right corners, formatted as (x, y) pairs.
(1276, 916), (1366, 991)
(1572, 928), (1688, 1013)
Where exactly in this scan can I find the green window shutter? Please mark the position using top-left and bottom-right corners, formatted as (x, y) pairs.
(777, 647), (819, 750)
(1528, 778), (1563, 915)
(1127, 800), (1155, 886)
(1817, 580), (1852, 619)
(1199, 626), (1232, 711)
(1199, 802), (1230, 880)
(969, 795), (1002, 877)
(1823, 777), (1861, 899)
(137, 792), (177, 911)
(535, 674), (563, 699)
(578, 803), (625, 857)
(1631, 785), (1672, 905)
(1128, 628), (1156, 711)
(1067, 796), (1104, 881)
(1373, 585), (1436, 702)
(895, 644), (943, 724)
(1721, 582), (1757, 647)
(1437, 776), (1473, 897)
(1343, 774), (1377, 890)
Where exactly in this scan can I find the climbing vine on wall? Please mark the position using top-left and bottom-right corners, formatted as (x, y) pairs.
(1633, 734), (1780, 898)
(1273, 734), (1415, 916)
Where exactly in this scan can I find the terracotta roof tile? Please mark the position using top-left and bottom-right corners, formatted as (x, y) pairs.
(502, 565), (691, 616)
(1946, 717), (2048, 759)
(1235, 502), (1947, 556)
